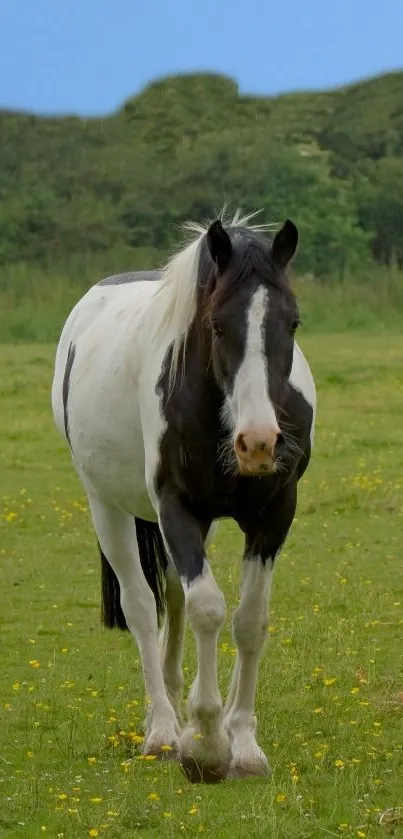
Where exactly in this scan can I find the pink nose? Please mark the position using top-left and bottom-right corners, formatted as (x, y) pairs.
(234, 427), (283, 474)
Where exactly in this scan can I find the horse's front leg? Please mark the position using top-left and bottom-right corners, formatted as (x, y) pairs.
(225, 485), (297, 779)
(224, 558), (273, 778)
(159, 490), (231, 783)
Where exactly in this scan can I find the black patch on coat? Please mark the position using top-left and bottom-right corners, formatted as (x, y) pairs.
(155, 331), (313, 582)
(154, 224), (314, 583)
(97, 270), (161, 286)
(62, 342), (76, 447)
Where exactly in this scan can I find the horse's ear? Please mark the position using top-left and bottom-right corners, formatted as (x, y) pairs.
(206, 220), (232, 274)
(272, 220), (299, 269)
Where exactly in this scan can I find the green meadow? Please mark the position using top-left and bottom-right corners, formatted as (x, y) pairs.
(1, 334), (403, 838)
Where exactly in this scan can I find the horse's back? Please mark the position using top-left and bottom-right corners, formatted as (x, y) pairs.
(97, 270), (161, 287)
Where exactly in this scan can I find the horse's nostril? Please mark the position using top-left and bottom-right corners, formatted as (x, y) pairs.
(275, 432), (286, 455)
(236, 433), (248, 454)
(259, 442), (267, 452)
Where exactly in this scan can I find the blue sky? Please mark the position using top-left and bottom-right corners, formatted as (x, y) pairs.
(1, 0), (402, 116)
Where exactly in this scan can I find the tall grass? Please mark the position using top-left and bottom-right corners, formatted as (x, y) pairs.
(1, 256), (402, 343)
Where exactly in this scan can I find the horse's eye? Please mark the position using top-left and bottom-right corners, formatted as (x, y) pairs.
(211, 320), (224, 338)
(291, 317), (301, 333)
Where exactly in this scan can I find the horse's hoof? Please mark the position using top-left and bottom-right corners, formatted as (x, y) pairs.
(143, 730), (180, 762)
(227, 754), (271, 780)
(180, 755), (229, 784)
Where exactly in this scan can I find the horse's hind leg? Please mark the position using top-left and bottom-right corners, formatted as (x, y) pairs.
(88, 494), (180, 757)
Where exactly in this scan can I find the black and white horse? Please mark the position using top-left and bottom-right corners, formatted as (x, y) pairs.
(52, 212), (316, 783)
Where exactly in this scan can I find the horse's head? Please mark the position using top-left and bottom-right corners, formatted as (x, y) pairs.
(200, 219), (300, 476)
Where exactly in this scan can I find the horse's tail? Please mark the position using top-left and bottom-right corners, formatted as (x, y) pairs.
(100, 518), (168, 631)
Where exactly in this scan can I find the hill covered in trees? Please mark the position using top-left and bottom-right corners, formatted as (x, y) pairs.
(1, 69), (403, 282)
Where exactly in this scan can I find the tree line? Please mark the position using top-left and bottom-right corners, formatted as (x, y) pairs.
(1, 70), (402, 279)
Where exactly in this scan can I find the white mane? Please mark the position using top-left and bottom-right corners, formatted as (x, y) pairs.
(150, 209), (276, 388)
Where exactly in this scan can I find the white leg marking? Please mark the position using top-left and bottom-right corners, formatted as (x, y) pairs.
(159, 563), (185, 722)
(88, 496), (180, 757)
(179, 562), (231, 782)
(223, 286), (279, 435)
(224, 558), (273, 778)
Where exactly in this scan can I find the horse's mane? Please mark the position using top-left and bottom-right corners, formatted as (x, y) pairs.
(150, 209), (277, 388)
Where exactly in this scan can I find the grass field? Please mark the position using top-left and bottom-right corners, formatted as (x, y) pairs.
(1, 335), (403, 839)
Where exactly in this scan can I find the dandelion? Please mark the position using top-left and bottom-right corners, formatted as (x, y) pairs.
(161, 744), (172, 752)
(335, 760), (344, 768)
(88, 756), (97, 764)
(89, 831), (99, 838)
(357, 832), (366, 838)
(323, 677), (337, 686)
(148, 793), (160, 801)
(189, 805), (198, 815)
(90, 797), (103, 804)
(29, 659), (40, 668)
(276, 793), (286, 802)
(163, 812), (172, 819)
(58, 794), (68, 800)
(121, 760), (131, 772)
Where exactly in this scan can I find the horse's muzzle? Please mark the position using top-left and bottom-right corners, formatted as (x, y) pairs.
(234, 426), (284, 476)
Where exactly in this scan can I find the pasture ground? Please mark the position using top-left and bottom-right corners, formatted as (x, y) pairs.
(1, 335), (403, 839)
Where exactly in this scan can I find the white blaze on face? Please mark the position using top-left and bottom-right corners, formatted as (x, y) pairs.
(225, 286), (280, 437)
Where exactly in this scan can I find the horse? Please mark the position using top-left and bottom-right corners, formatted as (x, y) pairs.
(51, 211), (316, 784)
